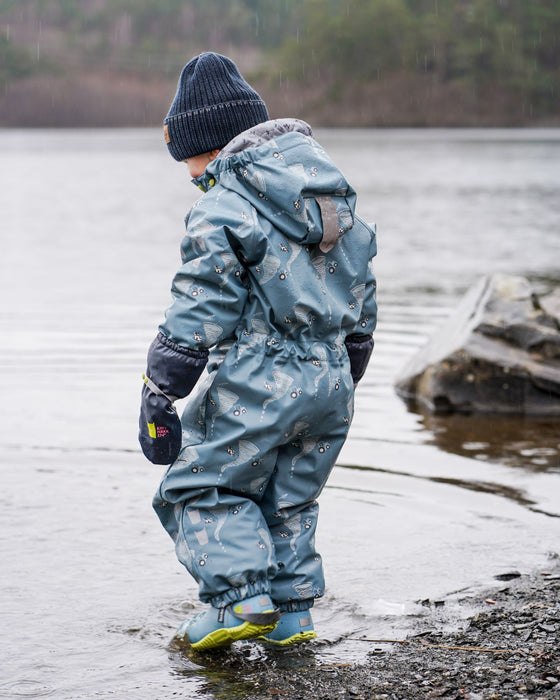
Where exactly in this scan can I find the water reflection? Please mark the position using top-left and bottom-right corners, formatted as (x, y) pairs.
(419, 410), (560, 472)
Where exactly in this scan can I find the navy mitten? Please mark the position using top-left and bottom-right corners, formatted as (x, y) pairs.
(139, 333), (208, 465)
(344, 333), (373, 386)
(139, 385), (182, 465)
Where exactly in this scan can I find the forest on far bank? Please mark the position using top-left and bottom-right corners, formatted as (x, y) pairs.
(1, 0), (559, 127)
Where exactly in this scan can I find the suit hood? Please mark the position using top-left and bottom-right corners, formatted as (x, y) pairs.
(193, 119), (356, 251)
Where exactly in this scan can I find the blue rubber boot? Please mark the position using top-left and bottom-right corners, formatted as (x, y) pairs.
(176, 594), (280, 650)
(259, 610), (317, 646)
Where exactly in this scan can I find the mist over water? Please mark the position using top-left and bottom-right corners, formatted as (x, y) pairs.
(1, 128), (559, 698)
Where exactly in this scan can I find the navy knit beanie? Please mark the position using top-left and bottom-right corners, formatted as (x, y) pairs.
(163, 52), (269, 161)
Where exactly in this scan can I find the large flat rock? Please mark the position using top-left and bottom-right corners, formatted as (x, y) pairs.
(395, 274), (560, 415)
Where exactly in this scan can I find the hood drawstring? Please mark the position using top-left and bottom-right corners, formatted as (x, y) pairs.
(316, 196), (341, 253)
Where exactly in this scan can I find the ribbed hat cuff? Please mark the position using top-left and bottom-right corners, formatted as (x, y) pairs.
(165, 99), (269, 161)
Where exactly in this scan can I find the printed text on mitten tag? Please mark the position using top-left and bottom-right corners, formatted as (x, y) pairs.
(148, 423), (170, 439)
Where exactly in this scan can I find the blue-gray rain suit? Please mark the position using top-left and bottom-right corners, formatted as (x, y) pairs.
(149, 119), (377, 612)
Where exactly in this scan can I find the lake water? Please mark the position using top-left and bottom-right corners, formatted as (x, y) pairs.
(1, 128), (559, 698)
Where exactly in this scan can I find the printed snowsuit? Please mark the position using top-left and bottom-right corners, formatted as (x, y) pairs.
(150, 119), (377, 611)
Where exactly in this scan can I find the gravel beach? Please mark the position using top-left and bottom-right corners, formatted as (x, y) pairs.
(177, 559), (560, 700)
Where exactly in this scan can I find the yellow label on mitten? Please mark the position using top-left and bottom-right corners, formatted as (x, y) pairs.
(148, 422), (157, 439)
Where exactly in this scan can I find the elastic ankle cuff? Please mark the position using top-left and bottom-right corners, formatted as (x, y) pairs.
(210, 580), (271, 609)
(277, 599), (314, 612)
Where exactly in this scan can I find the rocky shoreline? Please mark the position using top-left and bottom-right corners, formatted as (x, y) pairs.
(180, 559), (560, 699)
(345, 566), (560, 700)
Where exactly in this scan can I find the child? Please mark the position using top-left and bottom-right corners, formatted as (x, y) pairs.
(139, 52), (377, 650)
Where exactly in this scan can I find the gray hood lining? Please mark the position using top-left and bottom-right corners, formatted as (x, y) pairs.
(219, 118), (313, 158)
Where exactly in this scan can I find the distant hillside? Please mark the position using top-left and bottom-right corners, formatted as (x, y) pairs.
(1, 0), (558, 127)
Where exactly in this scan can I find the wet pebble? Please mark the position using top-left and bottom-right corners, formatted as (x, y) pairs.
(495, 571), (522, 581)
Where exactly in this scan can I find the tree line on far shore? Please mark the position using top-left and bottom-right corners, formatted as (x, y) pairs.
(1, 0), (558, 127)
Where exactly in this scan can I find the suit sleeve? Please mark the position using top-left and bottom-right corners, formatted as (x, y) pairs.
(159, 206), (249, 352)
(139, 198), (250, 465)
(345, 221), (377, 384)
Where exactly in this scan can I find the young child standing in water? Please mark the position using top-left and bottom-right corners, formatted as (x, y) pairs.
(139, 52), (377, 650)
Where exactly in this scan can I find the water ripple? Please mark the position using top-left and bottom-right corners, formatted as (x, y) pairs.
(0, 680), (55, 698)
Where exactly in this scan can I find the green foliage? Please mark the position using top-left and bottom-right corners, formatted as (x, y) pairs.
(279, 0), (559, 112)
(0, 0), (304, 78)
(0, 33), (59, 82)
(0, 35), (36, 81)
(239, 0), (305, 46)
(0, 0), (558, 118)
(279, 0), (417, 81)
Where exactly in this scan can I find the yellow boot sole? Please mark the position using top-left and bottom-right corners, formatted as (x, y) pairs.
(189, 620), (278, 650)
(259, 630), (317, 646)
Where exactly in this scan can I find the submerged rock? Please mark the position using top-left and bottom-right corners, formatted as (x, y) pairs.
(395, 274), (560, 415)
